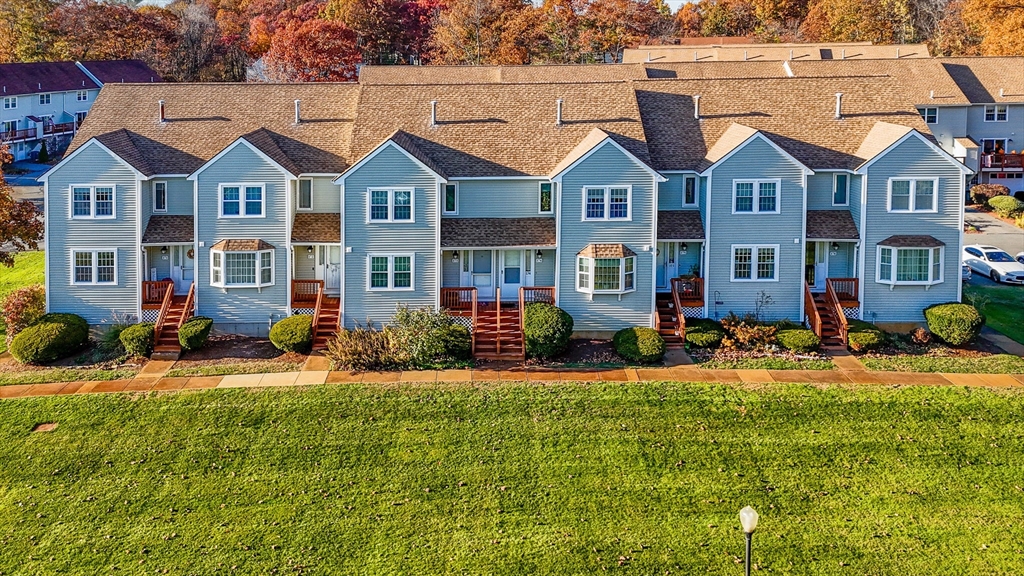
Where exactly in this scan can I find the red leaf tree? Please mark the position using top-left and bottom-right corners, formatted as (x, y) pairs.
(263, 17), (361, 80)
(0, 144), (44, 268)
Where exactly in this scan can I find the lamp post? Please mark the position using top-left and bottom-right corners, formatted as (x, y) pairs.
(739, 506), (759, 576)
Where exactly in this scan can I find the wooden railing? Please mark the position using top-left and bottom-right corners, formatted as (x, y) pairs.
(495, 287), (502, 356)
(670, 278), (687, 342)
(804, 282), (822, 337)
(826, 277), (859, 307)
(825, 280), (850, 345)
(176, 283), (195, 329)
(152, 282), (174, 343)
(672, 276), (704, 306)
(520, 286), (555, 305)
(310, 282), (325, 340)
(142, 280), (173, 308)
(982, 152), (1024, 169)
(440, 287), (478, 354)
(0, 128), (36, 142)
(43, 122), (75, 136)
(291, 279), (323, 306)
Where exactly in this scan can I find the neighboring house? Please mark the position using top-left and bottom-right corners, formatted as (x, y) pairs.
(41, 59), (983, 358)
(0, 60), (161, 161)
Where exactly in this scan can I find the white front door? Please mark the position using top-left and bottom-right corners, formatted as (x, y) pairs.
(656, 242), (677, 290)
(171, 246), (194, 294)
(325, 245), (341, 294)
(805, 242), (828, 292)
(470, 250), (494, 299)
(500, 250), (522, 299)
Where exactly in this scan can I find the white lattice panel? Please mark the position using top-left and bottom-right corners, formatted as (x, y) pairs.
(451, 316), (474, 333)
(681, 307), (704, 319)
(141, 309), (159, 322)
(292, 308), (315, 316)
(843, 307), (860, 320)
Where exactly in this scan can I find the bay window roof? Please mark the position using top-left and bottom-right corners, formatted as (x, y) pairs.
(210, 239), (275, 251)
(878, 234), (944, 248)
(577, 243), (637, 258)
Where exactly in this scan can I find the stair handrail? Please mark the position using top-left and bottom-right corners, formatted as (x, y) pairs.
(153, 282), (175, 343)
(310, 282), (325, 342)
(518, 288), (528, 360)
(825, 279), (850, 344)
(804, 282), (823, 337)
(471, 288), (478, 356)
(670, 278), (687, 343)
(495, 287), (501, 356)
(176, 283), (195, 329)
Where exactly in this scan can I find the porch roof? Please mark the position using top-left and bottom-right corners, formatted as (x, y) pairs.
(441, 217), (556, 248)
(292, 213), (341, 243)
(141, 215), (193, 244)
(806, 210), (859, 240)
(657, 210), (705, 240)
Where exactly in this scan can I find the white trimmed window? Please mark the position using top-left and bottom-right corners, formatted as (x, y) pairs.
(367, 188), (414, 222)
(220, 184), (264, 218)
(539, 182), (553, 214)
(683, 176), (698, 207)
(210, 248), (275, 288)
(72, 249), (116, 285)
(731, 244), (779, 282)
(984, 105), (1007, 122)
(153, 181), (167, 212)
(442, 183), (458, 215)
(367, 254), (414, 291)
(576, 256), (635, 294)
(877, 246), (943, 286)
(917, 107), (937, 124)
(70, 185), (115, 219)
(732, 179), (780, 214)
(38, 93), (51, 105)
(833, 173), (849, 206)
(2, 97), (16, 109)
(583, 186), (631, 220)
(888, 178), (937, 212)
(297, 179), (312, 211)
(76, 90), (88, 102)
(1, 120), (15, 134)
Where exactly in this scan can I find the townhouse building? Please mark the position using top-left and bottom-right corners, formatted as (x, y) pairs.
(41, 59), (989, 358)
(0, 60), (161, 161)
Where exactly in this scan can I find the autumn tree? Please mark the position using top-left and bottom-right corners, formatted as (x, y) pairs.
(536, 0), (589, 63)
(263, 11), (361, 80)
(582, 0), (671, 62)
(963, 0), (1024, 54)
(46, 0), (179, 69)
(933, 0), (982, 55)
(0, 0), (56, 63)
(0, 145), (44, 268)
(323, 0), (440, 64)
(429, 0), (541, 64)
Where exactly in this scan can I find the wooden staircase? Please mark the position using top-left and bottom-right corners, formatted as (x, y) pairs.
(655, 293), (685, 348)
(810, 293), (845, 348)
(313, 296), (340, 351)
(153, 283), (194, 360)
(473, 302), (523, 360)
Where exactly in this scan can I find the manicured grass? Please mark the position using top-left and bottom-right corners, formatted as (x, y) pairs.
(963, 280), (1024, 345)
(5, 383), (1022, 574)
(861, 353), (1024, 373)
(0, 367), (138, 386)
(0, 250), (44, 302)
(694, 356), (835, 370)
(164, 360), (305, 378)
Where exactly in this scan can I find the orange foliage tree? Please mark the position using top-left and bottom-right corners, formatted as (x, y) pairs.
(0, 145), (44, 268)
(262, 4), (361, 81)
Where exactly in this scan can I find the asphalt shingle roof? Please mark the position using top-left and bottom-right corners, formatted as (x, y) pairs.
(292, 213), (341, 243)
(806, 210), (859, 240)
(142, 215), (194, 244)
(440, 218), (556, 248)
(657, 211), (705, 240)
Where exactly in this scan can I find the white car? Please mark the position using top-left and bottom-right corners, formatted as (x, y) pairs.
(963, 245), (1024, 284)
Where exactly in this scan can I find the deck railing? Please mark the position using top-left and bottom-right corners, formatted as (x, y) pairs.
(673, 276), (704, 306)
(825, 280), (850, 344)
(291, 279), (323, 307)
(982, 152), (1024, 169)
(670, 278), (687, 341)
(495, 287), (502, 356)
(826, 277), (859, 307)
(0, 128), (36, 142)
(142, 280), (173, 308)
(153, 282), (174, 343)
(310, 282), (325, 341)
(804, 282), (822, 337)
(43, 122), (75, 136)
(520, 286), (555, 305)
(176, 283), (195, 329)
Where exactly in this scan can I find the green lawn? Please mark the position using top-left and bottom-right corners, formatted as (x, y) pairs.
(861, 353), (1024, 373)
(963, 280), (1024, 345)
(0, 250), (45, 354)
(165, 360), (305, 378)
(2, 383), (1022, 574)
(0, 367), (138, 386)
(694, 356), (835, 370)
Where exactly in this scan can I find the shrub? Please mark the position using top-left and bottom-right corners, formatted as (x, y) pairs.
(613, 327), (666, 363)
(391, 305), (472, 368)
(721, 313), (777, 350)
(270, 314), (313, 353)
(326, 321), (400, 371)
(847, 320), (885, 352)
(910, 327), (932, 345)
(119, 323), (155, 357)
(2, 284), (45, 348)
(987, 195), (1024, 218)
(776, 329), (820, 353)
(1015, 191), (1024, 203)
(1017, 214), (1024, 230)
(924, 303), (984, 346)
(37, 140), (49, 163)
(523, 303), (574, 359)
(179, 316), (214, 351)
(685, 319), (726, 348)
(970, 184), (1009, 205)
(9, 313), (88, 364)
(439, 324), (472, 361)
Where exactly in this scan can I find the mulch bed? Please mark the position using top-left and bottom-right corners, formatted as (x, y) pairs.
(173, 334), (306, 368)
(861, 334), (1007, 360)
(0, 343), (144, 374)
(476, 339), (627, 369)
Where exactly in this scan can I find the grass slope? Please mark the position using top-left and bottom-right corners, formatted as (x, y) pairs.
(1, 383), (1023, 574)
(861, 353), (1024, 373)
(963, 281), (1024, 345)
(0, 251), (45, 353)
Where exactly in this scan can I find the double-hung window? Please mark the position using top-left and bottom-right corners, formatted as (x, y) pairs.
(367, 188), (414, 222)
(582, 186), (631, 220)
(833, 173), (849, 206)
(731, 244), (779, 282)
(70, 185), (115, 219)
(442, 183), (458, 215)
(210, 248), (275, 288)
(2, 97), (15, 109)
(888, 178), (937, 212)
(367, 254), (414, 291)
(153, 181), (167, 212)
(683, 176), (698, 207)
(71, 249), (116, 285)
(220, 184), (264, 217)
(39, 93), (51, 105)
(877, 246), (943, 286)
(917, 107), (937, 124)
(732, 179), (780, 214)
(297, 179), (312, 211)
(576, 256), (635, 294)
(76, 90), (88, 102)
(539, 182), (554, 214)
(984, 105), (1008, 122)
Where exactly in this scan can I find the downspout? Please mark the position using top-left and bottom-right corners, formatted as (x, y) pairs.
(193, 177), (199, 316)
(798, 170), (808, 325)
(338, 177), (346, 328)
(650, 172), (658, 329)
(285, 176), (295, 317)
(136, 175), (143, 322)
(857, 172), (868, 319)
(435, 179), (443, 311)
(703, 171), (713, 319)
(553, 176), (562, 307)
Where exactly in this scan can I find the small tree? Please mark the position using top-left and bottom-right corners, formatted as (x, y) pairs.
(0, 144), (45, 267)
(37, 140), (49, 163)
(2, 284), (46, 348)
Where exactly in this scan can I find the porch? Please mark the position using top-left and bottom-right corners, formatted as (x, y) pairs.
(441, 248), (556, 302)
(982, 152), (1024, 170)
(142, 243), (195, 299)
(291, 244), (342, 302)
(440, 286), (555, 359)
(291, 280), (341, 350)
(805, 278), (860, 348)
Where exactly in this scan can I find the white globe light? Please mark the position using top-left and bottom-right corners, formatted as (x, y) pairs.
(739, 506), (759, 534)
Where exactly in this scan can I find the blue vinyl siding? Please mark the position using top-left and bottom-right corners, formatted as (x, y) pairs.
(535, 250), (555, 286)
(308, 177), (341, 213)
(848, 174), (863, 229)
(142, 177), (193, 217)
(860, 136), (963, 323)
(827, 242), (855, 277)
(441, 251), (461, 287)
(706, 138), (805, 322)
(146, 246), (172, 280)
(448, 180), (552, 217)
(657, 174), (701, 211)
(807, 173), (838, 210)
(45, 142), (139, 324)
(342, 144), (438, 328)
(194, 144), (289, 333)
(557, 143), (656, 331)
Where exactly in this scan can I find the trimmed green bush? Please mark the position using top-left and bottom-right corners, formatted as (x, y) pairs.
(685, 319), (726, 348)
(613, 327), (666, 363)
(440, 324), (472, 361)
(9, 313), (89, 364)
(119, 323), (155, 357)
(523, 303), (573, 359)
(847, 320), (885, 352)
(776, 329), (821, 353)
(987, 195), (1024, 218)
(270, 315), (313, 353)
(179, 317), (214, 351)
(924, 303), (984, 346)
(391, 305), (472, 368)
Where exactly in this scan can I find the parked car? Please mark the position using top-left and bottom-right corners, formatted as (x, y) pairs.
(962, 264), (972, 281)
(1017, 251), (1024, 265)
(963, 245), (1024, 284)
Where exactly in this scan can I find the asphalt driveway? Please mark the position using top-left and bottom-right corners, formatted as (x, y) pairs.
(965, 206), (1024, 256)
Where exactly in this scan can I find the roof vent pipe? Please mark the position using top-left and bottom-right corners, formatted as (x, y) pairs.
(158, 100), (165, 123)
(430, 100), (438, 127)
(789, 49), (793, 60)
(743, 50), (748, 61)
(930, 90), (935, 99)
(646, 51), (651, 62)
(841, 48), (846, 60)
(556, 99), (563, 126)
(895, 47), (900, 58)
(693, 51), (698, 62)
(693, 95), (701, 120)
(834, 93), (843, 119)
(294, 99), (301, 124)
(999, 88), (1005, 98)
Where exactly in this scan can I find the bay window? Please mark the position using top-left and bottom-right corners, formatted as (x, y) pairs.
(876, 245), (943, 286)
(210, 247), (275, 288)
(731, 244), (778, 281)
(576, 256), (635, 295)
